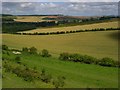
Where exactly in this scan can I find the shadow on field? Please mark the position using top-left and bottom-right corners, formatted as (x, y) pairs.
(108, 31), (120, 40)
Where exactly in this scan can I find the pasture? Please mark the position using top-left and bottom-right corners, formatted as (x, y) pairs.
(20, 21), (118, 33)
(2, 30), (118, 61)
(2, 52), (119, 88)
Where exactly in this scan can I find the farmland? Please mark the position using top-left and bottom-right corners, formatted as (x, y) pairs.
(2, 14), (119, 88)
(14, 16), (57, 22)
(20, 21), (118, 33)
(2, 30), (118, 61)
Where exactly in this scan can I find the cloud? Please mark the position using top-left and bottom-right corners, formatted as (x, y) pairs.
(2, 0), (120, 2)
(2, 2), (118, 16)
(20, 3), (32, 8)
(39, 2), (57, 8)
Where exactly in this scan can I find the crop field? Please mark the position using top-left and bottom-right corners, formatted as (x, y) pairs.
(20, 21), (118, 33)
(14, 16), (56, 22)
(2, 30), (118, 61)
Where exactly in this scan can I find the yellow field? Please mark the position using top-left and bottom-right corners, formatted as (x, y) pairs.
(2, 30), (118, 61)
(19, 21), (118, 33)
(14, 16), (54, 22)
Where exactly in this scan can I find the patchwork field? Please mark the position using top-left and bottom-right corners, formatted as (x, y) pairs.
(2, 16), (119, 88)
(19, 21), (118, 33)
(2, 30), (118, 61)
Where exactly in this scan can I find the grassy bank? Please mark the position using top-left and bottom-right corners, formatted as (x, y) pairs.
(2, 51), (118, 88)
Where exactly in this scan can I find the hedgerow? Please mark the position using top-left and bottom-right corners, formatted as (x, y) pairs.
(59, 52), (119, 67)
(16, 27), (119, 36)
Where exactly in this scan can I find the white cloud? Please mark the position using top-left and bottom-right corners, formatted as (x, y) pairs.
(39, 2), (57, 8)
(2, 2), (118, 16)
(20, 3), (32, 8)
(2, 0), (120, 2)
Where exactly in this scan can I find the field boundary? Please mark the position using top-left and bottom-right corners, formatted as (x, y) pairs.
(15, 28), (119, 35)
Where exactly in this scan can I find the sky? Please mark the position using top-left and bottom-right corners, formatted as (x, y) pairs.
(2, 1), (119, 16)
(2, 0), (120, 2)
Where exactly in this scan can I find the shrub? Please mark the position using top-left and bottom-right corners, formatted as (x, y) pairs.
(2, 45), (8, 50)
(40, 68), (52, 83)
(15, 56), (21, 63)
(59, 52), (117, 67)
(4, 63), (13, 72)
(82, 55), (97, 64)
(52, 76), (66, 88)
(29, 47), (37, 54)
(22, 47), (29, 53)
(69, 54), (81, 62)
(59, 52), (70, 60)
(23, 75), (34, 82)
(41, 49), (51, 57)
(98, 57), (116, 67)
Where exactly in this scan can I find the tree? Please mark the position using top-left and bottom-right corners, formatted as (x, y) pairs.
(41, 49), (51, 57)
(29, 47), (37, 54)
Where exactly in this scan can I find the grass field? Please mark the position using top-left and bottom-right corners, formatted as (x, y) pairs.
(2, 30), (118, 61)
(20, 21), (118, 33)
(2, 52), (118, 88)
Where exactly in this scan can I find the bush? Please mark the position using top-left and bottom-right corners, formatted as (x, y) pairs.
(82, 55), (97, 64)
(59, 52), (70, 60)
(15, 56), (21, 63)
(29, 47), (37, 54)
(4, 63), (13, 72)
(2, 45), (8, 50)
(69, 54), (81, 62)
(59, 52), (117, 67)
(41, 49), (51, 57)
(98, 57), (116, 67)
(52, 76), (66, 88)
(12, 66), (35, 82)
(40, 68), (52, 83)
(22, 47), (29, 53)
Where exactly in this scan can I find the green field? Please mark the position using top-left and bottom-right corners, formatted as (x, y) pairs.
(2, 51), (118, 88)
(2, 30), (118, 61)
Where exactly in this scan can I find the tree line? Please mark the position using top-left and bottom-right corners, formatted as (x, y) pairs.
(2, 21), (58, 33)
(15, 27), (120, 35)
